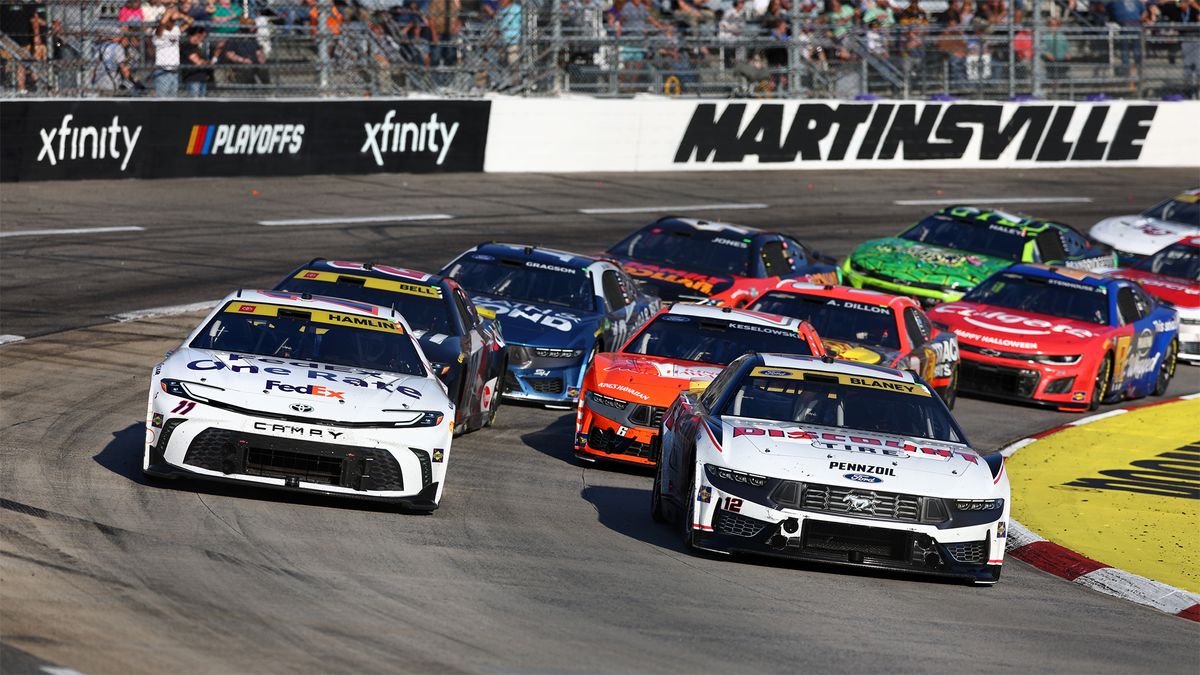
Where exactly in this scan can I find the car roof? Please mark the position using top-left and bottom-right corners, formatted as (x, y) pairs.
(222, 289), (404, 322)
(757, 353), (921, 383)
(646, 217), (766, 238)
(935, 205), (1066, 233)
(473, 242), (598, 270)
(297, 259), (448, 287)
(1004, 263), (1117, 289)
(666, 302), (808, 330)
(764, 280), (915, 312)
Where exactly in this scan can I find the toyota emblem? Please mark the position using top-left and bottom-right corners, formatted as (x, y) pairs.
(290, 403), (314, 413)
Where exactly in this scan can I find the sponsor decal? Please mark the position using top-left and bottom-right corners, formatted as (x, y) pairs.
(1072, 391), (1087, 402)
(873, 243), (988, 267)
(844, 473), (883, 484)
(266, 380), (345, 399)
(252, 422), (344, 439)
(1153, 318), (1180, 333)
(660, 315), (691, 322)
(952, 328), (1039, 350)
(842, 492), (877, 512)
(835, 299), (891, 315)
(292, 269), (442, 299)
(325, 261), (433, 283)
(290, 403), (314, 413)
(1061, 441), (1200, 499)
(225, 302), (398, 332)
(151, 413), (164, 428)
(733, 424), (980, 464)
(929, 338), (960, 379)
(36, 114), (142, 172)
(568, 387), (580, 398)
(830, 461), (896, 476)
(361, 110), (460, 167)
(473, 299), (582, 333)
(747, 366), (931, 396)
(712, 237), (748, 248)
(996, 521), (1007, 538)
(758, 369), (794, 376)
(525, 260), (579, 275)
(935, 305), (1096, 339)
(597, 382), (651, 401)
(1046, 277), (1107, 294)
(184, 358), (426, 398)
(623, 262), (725, 296)
(432, 449), (444, 463)
(697, 486), (712, 503)
(170, 400), (196, 415)
(185, 123), (305, 155)
(673, 103), (1156, 164)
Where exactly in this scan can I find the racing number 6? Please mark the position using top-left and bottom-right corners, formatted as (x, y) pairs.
(721, 497), (743, 513)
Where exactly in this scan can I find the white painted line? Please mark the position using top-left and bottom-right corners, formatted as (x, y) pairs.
(1075, 567), (1200, 615)
(259, 214), (454, 227)
(1181, 392), (1200, 400)
(0, 226), (145, 239)
(579, 203), (769, 215)
(109, 300), (219, 323)
(0, 334), (26, 346)
(892, 197), (1094, 206)
(41, 667), (87, 675)
(999, 437), (1038, 458)
(1066, 409), (1129, 426)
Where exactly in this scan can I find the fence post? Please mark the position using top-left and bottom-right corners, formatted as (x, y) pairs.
(551, 0), (563, 94)
(788, 0), (801, 97)
(1007, 0), (1015, 98)
(317, 0), (332, 93)
(1031, 0), (1044, 98)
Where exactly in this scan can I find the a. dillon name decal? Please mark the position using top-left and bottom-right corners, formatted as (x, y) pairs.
(674, 103), (1155, 164)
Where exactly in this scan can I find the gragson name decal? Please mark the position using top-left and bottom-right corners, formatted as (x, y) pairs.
(37, 114), (142, 171)
(674, 103), (1155, 164)
(362, 110), (459, 167)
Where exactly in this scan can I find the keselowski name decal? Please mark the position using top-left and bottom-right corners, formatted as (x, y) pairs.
(674, 103), (1155, 164)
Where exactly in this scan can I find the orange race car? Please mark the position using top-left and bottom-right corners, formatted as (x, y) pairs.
(574, 304), (825, 466)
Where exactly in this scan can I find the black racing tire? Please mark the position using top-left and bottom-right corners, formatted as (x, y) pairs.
(650, 465), (668, 524)
(678, 460), (698, 550)
(942, 365), (958, 410)
(1152, 340), (1178, 397)
(483, 358), (506, 428)
(1089, 353), (1114, 411)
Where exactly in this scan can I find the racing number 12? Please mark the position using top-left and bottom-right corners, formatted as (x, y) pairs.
(721, 497), (743, 513)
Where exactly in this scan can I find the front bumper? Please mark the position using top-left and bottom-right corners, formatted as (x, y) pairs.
(842, 260), (963, 306)
(502, 355), (585, 406)
(574, 399), (663, 466)
(958, 350), (1093, 409)
(1179, 322), (1200, 364)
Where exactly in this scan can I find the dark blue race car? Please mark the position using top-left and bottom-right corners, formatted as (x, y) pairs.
(275, 259), (507, 434)
(439, 243), (661, 407)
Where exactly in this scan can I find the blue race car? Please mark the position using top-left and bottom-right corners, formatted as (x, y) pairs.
(440, 243), (661, 407)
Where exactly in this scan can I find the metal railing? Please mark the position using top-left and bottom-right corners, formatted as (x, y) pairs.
(1, 0), (1197, 99)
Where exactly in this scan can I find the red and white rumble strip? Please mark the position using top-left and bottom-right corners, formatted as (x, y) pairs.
(1000, 393), (1200, 623)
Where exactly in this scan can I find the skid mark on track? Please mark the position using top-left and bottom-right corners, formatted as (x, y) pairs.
(195, 494), (247, 540)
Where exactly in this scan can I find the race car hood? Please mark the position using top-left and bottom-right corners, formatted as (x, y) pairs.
(1108, 268), (1200, 310)
(609, 256), (735, 301)
(591, 352), (725, 406)
(930, 302), (1104, 353)
(467, 294), (598, 348)
(162, 348), (447, 421)
(716, 418), (990, 496)
(849, 238), (1011, 290)
(1090, 216), (1200, 257)
(820, 339), (902, 368)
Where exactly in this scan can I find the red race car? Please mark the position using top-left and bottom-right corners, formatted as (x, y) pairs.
(575, 304), (825, 466)
(604, 217), (840, 307)
(1107, 236), (1200, 365)
(745, 281), (960, 405)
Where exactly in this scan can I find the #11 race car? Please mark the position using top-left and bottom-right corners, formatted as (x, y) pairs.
(1089, 188), (1200, 265)
(842, 206), (1115, 306)
(144, 290), (455, 511)
(931, 264), (1179, 411)
(1107, 237), (1200, 364)
(653, 353), (1008, 585)
(440, 243), (660, 407)
(576, 304), (825, 466)
(605, 217), (840, 306)
(746, 281), (960, 406)
(275, 259), (507, 434)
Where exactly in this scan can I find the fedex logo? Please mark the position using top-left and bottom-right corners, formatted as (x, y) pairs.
(266, 380), (344, 399)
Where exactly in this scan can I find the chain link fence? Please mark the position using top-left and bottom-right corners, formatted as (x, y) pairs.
(1, 0), (1196, 99)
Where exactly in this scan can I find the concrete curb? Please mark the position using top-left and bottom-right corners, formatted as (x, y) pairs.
(1000, 393), (1200, 623)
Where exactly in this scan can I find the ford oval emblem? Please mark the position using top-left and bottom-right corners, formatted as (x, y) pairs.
(291, 403), (314, 413)
(759, 369), (793, 376)
(844, 473), (882, 484)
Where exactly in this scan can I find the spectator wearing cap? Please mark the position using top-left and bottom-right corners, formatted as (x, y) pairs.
(180, 24), (217, 95)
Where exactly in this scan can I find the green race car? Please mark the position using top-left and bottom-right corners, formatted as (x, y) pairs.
(842, 206), (1116, 306)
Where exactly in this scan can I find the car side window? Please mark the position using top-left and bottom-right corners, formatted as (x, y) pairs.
(601, 270), (629, 310)
(1131, 286), (1154, 317)
(782, 237), (809, 272)
(1035, 229), (1068, 262)
(760, 240), (791, 278)
(616, 270), (639, 304)
(452, 288), (477, 332)
(699, 361), (742, 411)
(1116, 287), (1143, 325)
(904, 308), (928, 347)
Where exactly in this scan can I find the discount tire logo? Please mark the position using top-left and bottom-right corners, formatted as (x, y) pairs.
(186, 123), (305, 155)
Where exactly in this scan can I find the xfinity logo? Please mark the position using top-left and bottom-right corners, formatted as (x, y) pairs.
(37, 114), (142, 171)
(361, 111), (459, 167)
(186, 123), (305, 155)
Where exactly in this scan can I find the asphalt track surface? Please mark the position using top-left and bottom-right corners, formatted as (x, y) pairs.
(2, 168), (1199, 673)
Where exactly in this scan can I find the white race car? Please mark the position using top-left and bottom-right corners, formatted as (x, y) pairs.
(654, 353), (1010, 584)
(144, 290), (454, 511)
(1090, 188), (1200, 265)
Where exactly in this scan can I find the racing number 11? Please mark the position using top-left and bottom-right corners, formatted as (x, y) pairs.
(721, 497), (743, 513)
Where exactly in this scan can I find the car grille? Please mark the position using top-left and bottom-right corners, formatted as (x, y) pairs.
(802, 520), (909, 560)
(182, 428), (405, 491)
(1181, 341), (1200, 356)
(528, 377), (564, 394)
(775, 481), (922, 522)
(586, 426), (656, 460)
(943, 540), (988, 564)
(716, 510), (769, 538)
(960, 343), (1032, 361)
(503, 371), (520, 393)
(628, 404), (667, 429)
(960, 361), (1041, 398)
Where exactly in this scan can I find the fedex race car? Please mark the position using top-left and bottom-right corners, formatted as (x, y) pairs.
(576, 304), (825, 466)
(653, 354), (1008, 585)
(275, 259), (507, 434)
(605, 217), (839, 306)
(1108, 237), (1200, 364)
(842, 206), (1115, 306)
(440, 243), (660, 407)
(144, 291), (455, 511)
(1089, 188), (1200, 265)
(932, 265), (1179, 411)
(746, 281), (960, 406)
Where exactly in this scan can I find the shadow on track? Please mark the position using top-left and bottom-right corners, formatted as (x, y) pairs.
(93, 422), (432, 515)
(519, 411), (659, 478)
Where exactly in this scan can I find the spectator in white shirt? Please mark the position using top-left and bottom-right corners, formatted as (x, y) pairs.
(152, 4), (193, 96)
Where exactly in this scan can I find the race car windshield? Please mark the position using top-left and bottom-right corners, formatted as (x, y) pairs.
(722, 372), (963, 443)
(444, 257), (593, 311)
(899, 215), (1028, 261)
(623, 315), (812, 365)
(1133, 242), (1200, 281)
(277, 278), (455, 335)
(190, 302), (426, 376)
(748, 292), (901, 349)
(608, 228), (751, 277)
(962, 273), (1109, 325)
(1142, 196), (1200, 226)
